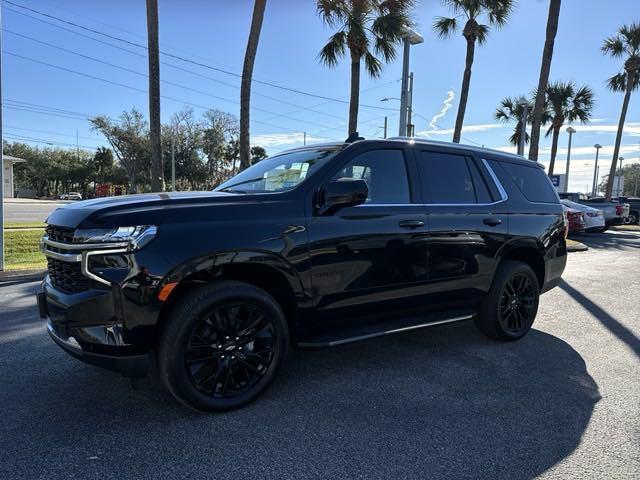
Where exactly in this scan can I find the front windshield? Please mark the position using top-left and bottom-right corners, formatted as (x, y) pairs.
(215, 148), (340, 193)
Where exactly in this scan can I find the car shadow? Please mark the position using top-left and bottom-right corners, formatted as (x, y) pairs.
(3, 321), (600, 479)
(560, 279), (639, 359)
(571, 231), (640, 250)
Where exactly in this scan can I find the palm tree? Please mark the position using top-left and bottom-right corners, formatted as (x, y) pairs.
(145, 0), (163, 192)
(543, 81), (594, 176)
(528, 0), (561, 162)
(318, 0), (414, 136)
(434, 0), (514, 144)
(494, 96), (533, 151)
(240, 0), (267, 171)
(601, 21), (640, 200)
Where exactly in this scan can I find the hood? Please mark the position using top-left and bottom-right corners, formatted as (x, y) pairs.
(46, 191), (272, 228)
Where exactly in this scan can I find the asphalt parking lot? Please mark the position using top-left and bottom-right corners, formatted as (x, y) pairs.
(0, 231), (638, 480)
(3, 199), (69, 223)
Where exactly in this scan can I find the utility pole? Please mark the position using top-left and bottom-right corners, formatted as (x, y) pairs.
(407, 72), (414, 137)
(398, 29), (423, 136)
(383, 117), (388, 139)
(303, 132), (306, 146)
(171, 132), (176, 192)
(0, 4), (4, 271)
(517, 103), (529, 156)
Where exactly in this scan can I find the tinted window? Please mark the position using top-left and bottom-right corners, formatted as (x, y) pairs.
(419, 152), (479, 204)
(332, 149), (410, 204)
(468, 160), (493, 203)
(499, 161), (559, 203)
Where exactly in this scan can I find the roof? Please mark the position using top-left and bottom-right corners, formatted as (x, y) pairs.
(278, 137), (538, 167)
(2, 155), (27, 163)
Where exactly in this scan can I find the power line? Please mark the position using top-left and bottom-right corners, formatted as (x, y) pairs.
(5, 125), (101, 141)
(4, 1), (396, 112)
(3, 133), (99, 150)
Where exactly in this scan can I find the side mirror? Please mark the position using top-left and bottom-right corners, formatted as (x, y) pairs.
(318, 178), (368, 215)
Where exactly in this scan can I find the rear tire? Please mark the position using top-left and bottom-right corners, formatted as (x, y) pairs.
(475, 260), (540, 341)
(158, 280), (289, 411)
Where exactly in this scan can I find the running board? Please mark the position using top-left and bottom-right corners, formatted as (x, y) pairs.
(296, 312), (474, 348)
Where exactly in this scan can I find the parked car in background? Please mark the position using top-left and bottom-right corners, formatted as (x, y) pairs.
(59, 192), (83, 201)
(563, 204), (586, 234)
(561, 199), (605, 232)
(559, 192), (629, 230)
(37, 138), (568, 411)
(612, 196), (640, 225)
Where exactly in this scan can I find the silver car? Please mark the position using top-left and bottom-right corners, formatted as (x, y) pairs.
(561, 199), (605, 232)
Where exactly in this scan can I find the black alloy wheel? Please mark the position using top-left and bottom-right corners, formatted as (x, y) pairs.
(185, 303), (276, 399)
(158, 281), (288, 411)
(497, 272), (536, 335)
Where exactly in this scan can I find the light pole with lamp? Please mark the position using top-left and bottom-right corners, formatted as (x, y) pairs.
(398, 28), (423, 136)
(564, 127), (576, 192)
(591, 144), (602, 196)
(616, 156), (624, 196)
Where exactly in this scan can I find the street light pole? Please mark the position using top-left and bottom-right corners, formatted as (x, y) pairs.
(592, 144), (602, 197)
(171, 132), (176, 192)
(407, 72), (414, 137)
(398, 29), (423, 136)
(383, 117), (387, 139)
(564, 127), (576, 192)
(617, 156), (624, 196)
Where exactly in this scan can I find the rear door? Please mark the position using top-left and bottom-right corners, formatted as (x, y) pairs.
(415, 148), (509, 310)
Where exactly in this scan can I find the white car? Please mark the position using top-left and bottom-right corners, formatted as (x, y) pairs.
(561, 199), (605, 232)
(60, 192), (83, 201)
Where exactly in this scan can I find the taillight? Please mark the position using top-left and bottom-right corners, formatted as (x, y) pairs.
(615, 205), (623, 215)
(562, 210), (569, 238)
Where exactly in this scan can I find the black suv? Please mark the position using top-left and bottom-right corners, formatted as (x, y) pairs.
(37, 138), (567, 411)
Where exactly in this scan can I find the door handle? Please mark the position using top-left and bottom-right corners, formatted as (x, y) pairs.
(483, 218), (502, 226)
(399, 220), (425, 229)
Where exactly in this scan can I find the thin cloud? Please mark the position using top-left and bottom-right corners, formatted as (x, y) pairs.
(416, 123), (507, 136)
(251, 132), (326, 148)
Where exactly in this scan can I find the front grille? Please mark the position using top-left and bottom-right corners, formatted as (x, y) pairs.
(46, 225), (75, 243)
(47, 258), (90, 294)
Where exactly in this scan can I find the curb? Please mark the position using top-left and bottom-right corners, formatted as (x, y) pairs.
(0, 269), (46, 283)
(567, 241), (588, 252)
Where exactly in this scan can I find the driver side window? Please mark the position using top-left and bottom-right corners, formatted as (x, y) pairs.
(331, 149), (410, 204)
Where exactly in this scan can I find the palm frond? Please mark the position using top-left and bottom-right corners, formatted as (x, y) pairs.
(316, 0), (349, 27)
(318, 31), (347, 67)
(606, 72), (628, 92)
(364, 51), (384, 78)
(433, 16), (458, 38)
(484, 0), (514, 27)
(618, 20), (640, 52)
(601, 36), (625, 57)
(476, 23), (490, 45)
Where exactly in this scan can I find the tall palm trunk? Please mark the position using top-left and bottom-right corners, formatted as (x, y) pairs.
(529, 0), (561, 162)
(453, 36), (475, 144)
(146, 0), (163, 192)
(240, 0), (267, 171)
(548, 126), (560, 176)
(348, 53), (361, 136)
(605, 68), (636, 200)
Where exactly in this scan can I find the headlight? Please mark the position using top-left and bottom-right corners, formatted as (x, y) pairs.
(73, 225), (158, 250)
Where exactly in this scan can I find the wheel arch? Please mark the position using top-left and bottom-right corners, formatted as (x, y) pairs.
(496, 240), (546, 289)
(155, 250), (307, 342)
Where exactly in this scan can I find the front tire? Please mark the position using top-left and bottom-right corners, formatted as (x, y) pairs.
(158, 281), (289, 411)
(475, 260), (540, 341)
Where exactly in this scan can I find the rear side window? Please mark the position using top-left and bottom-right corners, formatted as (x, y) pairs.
(498, 161), (559, 203)
(419, 151), (492, 204)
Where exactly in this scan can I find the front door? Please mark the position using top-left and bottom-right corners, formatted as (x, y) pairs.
(306, 147), (429, 331)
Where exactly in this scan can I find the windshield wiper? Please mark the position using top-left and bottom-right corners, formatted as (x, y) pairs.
(218, 177), (265, 192)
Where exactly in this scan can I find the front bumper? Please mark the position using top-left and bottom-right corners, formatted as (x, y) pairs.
(38, 288), (151, 378)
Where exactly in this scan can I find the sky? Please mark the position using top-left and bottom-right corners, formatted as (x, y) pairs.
(2, 0), (639, 193)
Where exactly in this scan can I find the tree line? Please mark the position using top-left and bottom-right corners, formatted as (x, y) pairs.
(5, 107), (266, 197)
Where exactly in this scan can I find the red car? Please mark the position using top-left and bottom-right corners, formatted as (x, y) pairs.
(563, 205), (586, 234)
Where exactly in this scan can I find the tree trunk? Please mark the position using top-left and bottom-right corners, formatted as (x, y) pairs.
(453, 37), (475, 144)
(348, 53), (361, 136)
(548, 126), (560, 176)
(240, 0), (267, 171)
(605, 70), (635, 200)
(529, 0), (561, 161)
(146, 0), (163, 192)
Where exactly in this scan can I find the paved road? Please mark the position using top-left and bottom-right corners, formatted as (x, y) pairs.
(1, 232), (638, 479)
(3, 200), (68, 223)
